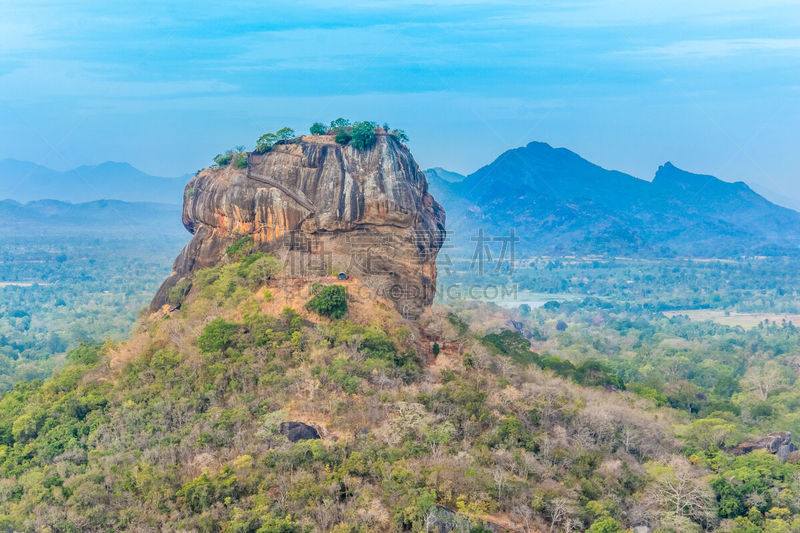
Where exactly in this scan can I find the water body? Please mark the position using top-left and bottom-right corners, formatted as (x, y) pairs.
(495, 300), (548, 309)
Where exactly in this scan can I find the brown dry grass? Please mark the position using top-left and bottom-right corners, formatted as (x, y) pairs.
(663, 309), (800, 329)
(105, 276), (424, 378)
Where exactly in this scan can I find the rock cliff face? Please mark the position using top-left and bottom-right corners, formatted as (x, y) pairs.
(152, 133), (446, 319)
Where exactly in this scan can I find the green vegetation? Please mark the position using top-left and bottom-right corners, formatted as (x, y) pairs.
(306, 284), (347, 319)
(213, 151), (233, 166)
(329, 117), (350, 129)
(378, 122), (409, 142)
(226, 236), (255, 259)
(436, 276), (800, 530)
(167, 278), (192, 306)
(350, 120), (377, 150)
(232, 152), (248, 168)
(309, 122), (326, 135)
(442, 256), (800, 313)
(0, 235), (184, 390)
(276, 127), (295, 141)
(198, 317), (239, 353)
(243, 253), (282, 286)
(390, 128), (409, 143)
(254, 127), (297, 153)
(6, 207), (800, 531)
(255, 132), (278, 153)
(196, 247), (282, 305)
(490, 295), (800, 434)
(321, 118), (384, 149)
(328, 119), (353, 144)
(0, 254), (680, 531)
(334, 129), (351, 145)
(482, 329), (624, 389)
(5, 248), (800, 531)
(213, 148), (249, 168)
(308, 118), (404, 147)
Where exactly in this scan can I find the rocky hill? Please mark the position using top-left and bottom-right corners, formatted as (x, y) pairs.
(0, 130), (693, 532)
(0, 245), (689, 532)
(427, 141), (800, 257)
(153, 133), (445, 319)
(4, 129), (798, 532)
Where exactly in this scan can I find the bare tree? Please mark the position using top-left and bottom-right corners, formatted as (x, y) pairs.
(547, 498), (570, 533)
(742, 361), (786, 400)
(424, 506), (438, 533)
(510, 504), (536, 533)
(622, 425), (638, 455)
(310, 497), (341, 531)
(492, 467), (507, 502)
(647, 456), (714, 527)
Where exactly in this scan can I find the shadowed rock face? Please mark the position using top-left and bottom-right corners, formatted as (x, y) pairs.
(279, 422), (320, 442)
(152, 133), (446, 319)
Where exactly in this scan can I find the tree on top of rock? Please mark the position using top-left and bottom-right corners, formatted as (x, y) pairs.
(330, 118), (350, 129)
(350, 121), (377, 150)
(276, 127), (295, 141)
(255, 133), (277, 154)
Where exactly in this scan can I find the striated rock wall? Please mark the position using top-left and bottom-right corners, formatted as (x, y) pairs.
(152, 133), (446, 319)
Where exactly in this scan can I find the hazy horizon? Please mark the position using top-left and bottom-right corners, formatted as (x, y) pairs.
(5, 139), (800, 212)
(1, 1), (799, 204)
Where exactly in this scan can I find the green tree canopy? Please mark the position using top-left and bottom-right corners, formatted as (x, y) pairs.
(335, 130), (352, 145)
(197, 318), (238, 353)
(255, 133), (278, 153)
(213, 151), (233, 166)
(246, 255), (282, 287)
(330, 117), (350, 129)
(276, 127), (295, 141)
(306, 284), (347, 319)
(350, 121), (377, 150)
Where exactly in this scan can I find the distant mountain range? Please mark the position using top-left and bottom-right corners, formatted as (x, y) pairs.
(3, 148), (798, 258)
(425, 167), (466, 184)
(0, 159), (189, 204)
(0, 199), (185, 238)
(426, 141), (800, 258)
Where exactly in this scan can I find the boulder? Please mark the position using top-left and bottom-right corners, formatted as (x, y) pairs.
(731, 431), (797, 461)
(279, 421), (320, 442)
(778, 442), (799, 462)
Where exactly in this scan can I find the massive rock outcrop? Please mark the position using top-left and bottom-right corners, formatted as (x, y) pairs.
(152, 133), (446, 319)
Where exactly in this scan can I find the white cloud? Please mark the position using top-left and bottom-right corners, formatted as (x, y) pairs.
(624, 38), (800, 59)
(503, 0), (800, 28)
(0, 59), (238, 105)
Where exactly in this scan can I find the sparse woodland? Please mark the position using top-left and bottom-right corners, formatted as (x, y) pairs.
(3, 245), (800, 532)
(0, 252), (675, 532)
(3, 236), (800, 530)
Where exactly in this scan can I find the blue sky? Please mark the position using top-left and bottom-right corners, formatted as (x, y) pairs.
(1, 1), (799, 204)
